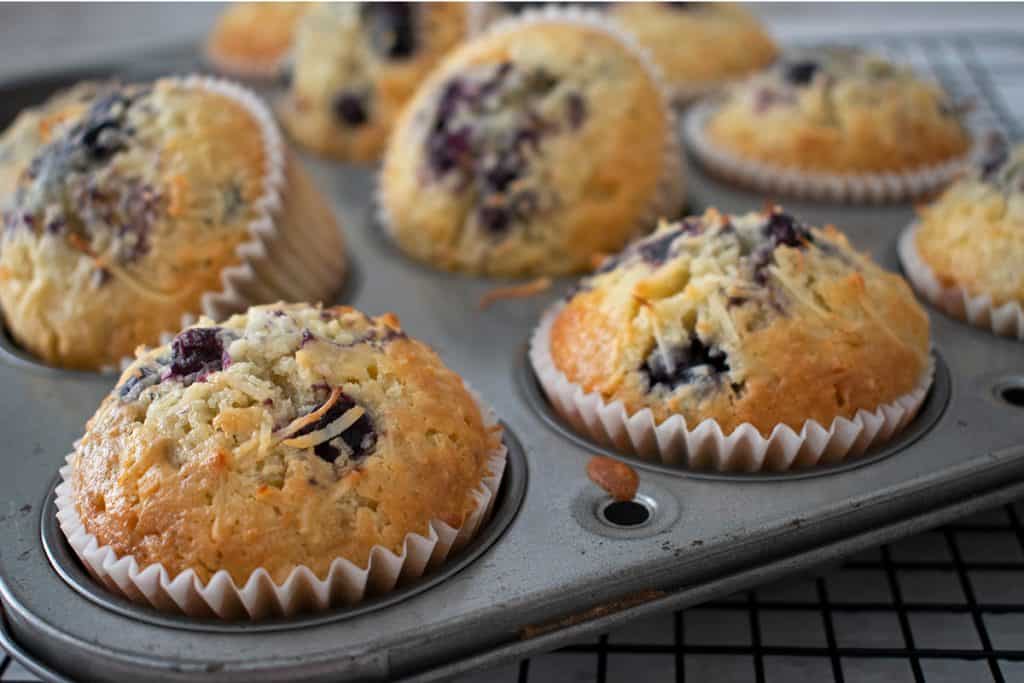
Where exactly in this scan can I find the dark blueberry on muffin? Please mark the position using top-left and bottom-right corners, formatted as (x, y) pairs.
(333, 92), (370, 127)
(642, 338), (731, 390)
(782, 60), (819, 86)
(167, 327), (230, 383)
(295, 389), (378, 463)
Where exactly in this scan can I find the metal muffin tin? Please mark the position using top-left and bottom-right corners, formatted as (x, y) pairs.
(1, 44), (1023, 683)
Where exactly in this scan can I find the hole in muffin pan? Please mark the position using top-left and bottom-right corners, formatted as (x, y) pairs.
(599, 497), (655, 529)
(517, 347), (952, 482)
(572, 482), (680, 540)
(994, 377), (1024, 408)
(40, 428), (527, 631)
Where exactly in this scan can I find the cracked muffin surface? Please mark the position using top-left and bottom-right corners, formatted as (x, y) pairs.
(915, 136), (1024, 308)
(279, 2), (469, 162)
(550, 207), (930, 434)
(706, 47), (970, 174)
(380, 17), (681, 277)
(72, 303), (499, 584)
(0, 79), (279, 369)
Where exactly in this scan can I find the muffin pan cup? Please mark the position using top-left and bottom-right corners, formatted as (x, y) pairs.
(1, 44), (1024, 683)
(52, 385), (507, 620)
(375, 5), (687, 271)
(529, 301), (936, 473)
(683, 101), (976, 204)
(899, 223), (1024, 341)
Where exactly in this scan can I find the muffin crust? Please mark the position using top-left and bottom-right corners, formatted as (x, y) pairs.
(707, 47), (970, 174)
(551, 208), (930, 434)
(279, 2), (469, 162)
(73, 303), (499, 584)
(381, 16), (682, 276)
(915, 136), (1024, 308)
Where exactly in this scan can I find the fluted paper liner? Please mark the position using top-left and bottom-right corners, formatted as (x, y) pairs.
(105, 75), (346, 372)
(684, 101), (974, 204)
(530, 302), (935, 472)
(55, 386), (507, 620)
(898, 223), (1023, 341)
(376, 6), (686, 268)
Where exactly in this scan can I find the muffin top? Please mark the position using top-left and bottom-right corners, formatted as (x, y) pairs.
(0, 82), (103, 201)
(915, 136), (1024, 307)
(279, 2), (468, 162)
(73, 303), (499, 584)
(610, 2), (777, 93)
(380, 16), (681, 276)
(0, 79), (271, 369)
(706, 47), (970, 173)
(549, 207), (930, 433)
(205, 2), (309, 78)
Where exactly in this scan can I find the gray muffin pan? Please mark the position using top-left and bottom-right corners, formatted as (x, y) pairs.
(0, 44), (1022, 682)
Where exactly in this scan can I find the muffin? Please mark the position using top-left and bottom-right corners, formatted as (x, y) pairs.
(903, 136), (1024, 338)
(279, 2), (469, 162)
(691, 47), (971, 200)
(537, 207), (930, 444)
(204, 2), (309, 79)
(609, 3), (777, 102)
(62, 303), (503, 614)
(0, 78), (346, 370)
(380, 12), (684, 277)
(0, 82), (102, 201)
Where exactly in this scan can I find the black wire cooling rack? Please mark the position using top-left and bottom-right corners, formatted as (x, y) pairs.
(2, 28), (1023, 683)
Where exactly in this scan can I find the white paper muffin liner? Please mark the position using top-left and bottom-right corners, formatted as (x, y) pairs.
(898, 223), (1024, 341)
(683, 101), (974, 204)
(102, 76), (346, 372)
(54, 385), (507, 620)
(376, 6), (686, 270)
(529, 302), (935, 472)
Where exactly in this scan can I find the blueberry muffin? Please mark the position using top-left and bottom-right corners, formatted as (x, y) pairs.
(205, 2), (309, 79)
(0, 82), (102, 201)
(547, 207), (930, 434)
(279, 2), (469, 162)
(0, 78), (345, 370)
(380, 15), (683, 276)
(70, 303), (500, 585)
(610, 3), (777, 101)
(705, 47), (970, 174)
(913, 136), (1024, 310)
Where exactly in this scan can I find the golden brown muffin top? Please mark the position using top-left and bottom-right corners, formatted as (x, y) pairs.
(74, 303), (500, 583)
(551, 207), (930, 433)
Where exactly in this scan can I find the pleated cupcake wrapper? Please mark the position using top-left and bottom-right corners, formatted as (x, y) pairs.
(898, 223), (1024, 341)
(529, 302), (935, 472)
(106, 75), (346, 372)
(683, 101), (974, 204)
(376, 6), (686, 266)
(54, 385), (507, 620)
